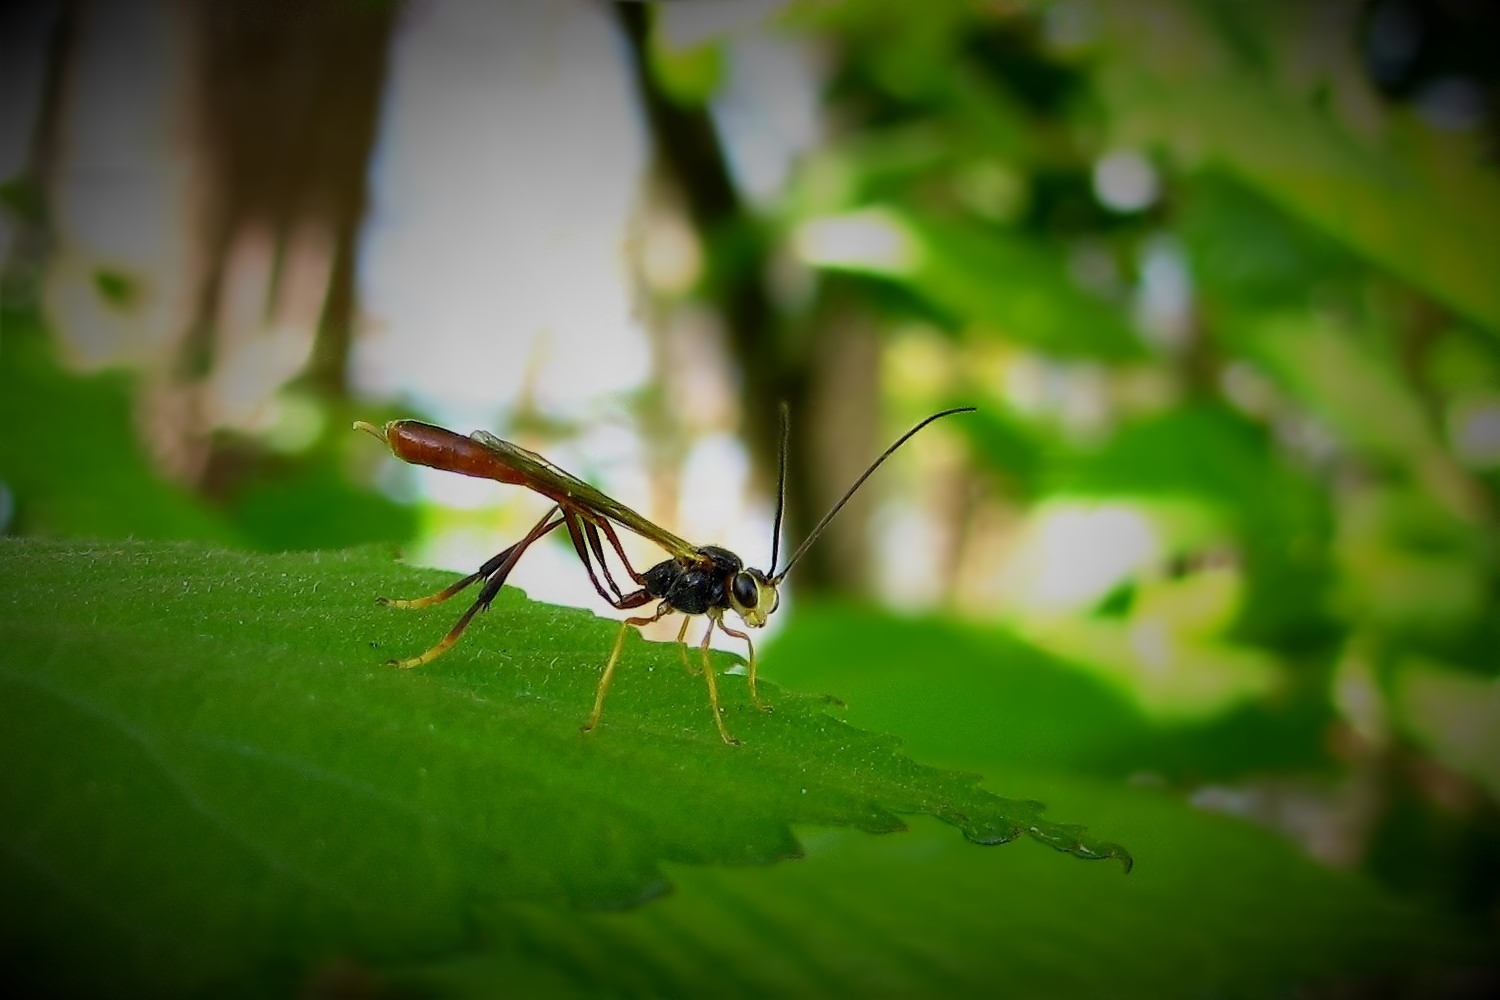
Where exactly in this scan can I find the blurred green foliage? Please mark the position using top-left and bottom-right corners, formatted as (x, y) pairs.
(0, 317), (239, 543)
(0, 309), (416, 550)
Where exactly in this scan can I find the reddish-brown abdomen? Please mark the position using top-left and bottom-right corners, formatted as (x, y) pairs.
(382, 420), (530, 485)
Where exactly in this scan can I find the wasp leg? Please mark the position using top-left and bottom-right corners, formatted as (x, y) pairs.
(699, 617), (739, 746)
(378, 540), (522, 610)
(562, 511), (628, 604)
(559, 510), (658, 612)
(388, 506), (565, 667)
(714, 615), (768, 712)
(562, 511), (620, 603)
(378, 572), (483, 611)
(674, 615), (695, 675)
(581, 518), (629, 600)
(595, 518), (648, 585)
(582, 603), (672, 734)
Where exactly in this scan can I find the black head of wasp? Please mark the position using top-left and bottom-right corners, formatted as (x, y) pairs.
(355, 404), (974, 744)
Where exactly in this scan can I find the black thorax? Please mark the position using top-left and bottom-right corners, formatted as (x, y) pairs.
(642, 545), (742, 615)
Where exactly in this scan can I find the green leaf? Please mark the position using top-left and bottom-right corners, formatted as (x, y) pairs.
(376, 781), (1472, 999)
(0, 537), (1129, 995)
(1394, 657), (1500, 801)
(1055, 403), (1335, 642)
(963, 403), (1052, 499)
(1090, 0), (1500, 335)
(795, 208), (1144, 357)
(1178, 171), (1365, 314)
(1244, 312), (1486, 530)
(647, 23), (724, 108)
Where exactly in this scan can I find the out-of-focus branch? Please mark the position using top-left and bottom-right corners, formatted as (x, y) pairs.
(614, 3), (861, 589)
(166, 0), (396, 495)
(0, 0), (76, 312)
(612, 4), (791, 417)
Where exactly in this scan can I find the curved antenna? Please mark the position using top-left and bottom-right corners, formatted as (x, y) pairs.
(768, 402), (791, 576)
(771, 405), (975, 584)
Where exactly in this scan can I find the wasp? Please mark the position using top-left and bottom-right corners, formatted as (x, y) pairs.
(355, 405), (972, 743)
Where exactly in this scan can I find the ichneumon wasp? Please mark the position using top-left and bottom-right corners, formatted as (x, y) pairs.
(355, 405), (973, 743)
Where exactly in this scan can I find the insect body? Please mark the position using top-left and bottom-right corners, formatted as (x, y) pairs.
(355, 406), (972, 744)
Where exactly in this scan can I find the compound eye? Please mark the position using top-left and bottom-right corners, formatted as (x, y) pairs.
(731, 572), (759, 610)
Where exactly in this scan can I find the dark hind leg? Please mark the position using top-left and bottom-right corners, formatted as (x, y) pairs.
(560, 510), (656, 612)
(595, 519), (648, 585)
(385, 506), (565, 667)
(378, 540), (527, 610)
(562, 511), (627, 605)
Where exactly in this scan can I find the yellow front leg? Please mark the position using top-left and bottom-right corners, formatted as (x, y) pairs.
(713, 614), (767, 712)
(582, 605), (671, 734)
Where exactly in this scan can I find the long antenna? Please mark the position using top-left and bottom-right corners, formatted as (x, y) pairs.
(771, 405), (975, 584)
(769, 402), (791, 576)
